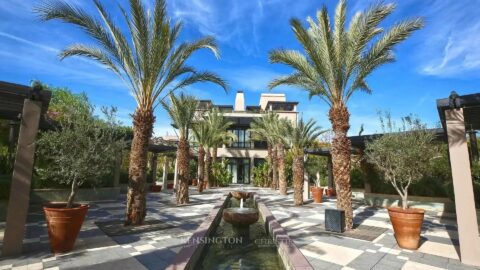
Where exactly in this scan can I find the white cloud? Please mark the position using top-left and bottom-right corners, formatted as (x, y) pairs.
(418, 1), (480, 77)
(219, 66), (299, 93)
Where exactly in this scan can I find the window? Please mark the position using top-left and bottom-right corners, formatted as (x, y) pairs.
(229, 128), (251, 148)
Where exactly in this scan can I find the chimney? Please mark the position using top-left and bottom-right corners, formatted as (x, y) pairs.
(234, 91), (245, 111)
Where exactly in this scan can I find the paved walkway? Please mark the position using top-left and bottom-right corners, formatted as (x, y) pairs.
(0, 187), (478, 270)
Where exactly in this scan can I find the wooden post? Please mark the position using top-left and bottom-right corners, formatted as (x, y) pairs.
(151, 153), (158, 184)
(445, 109), (480, 267)
(2, 99), (42, 256)
(162, 157), (168, 192)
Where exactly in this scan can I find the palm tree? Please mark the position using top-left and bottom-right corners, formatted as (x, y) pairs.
(250, 112), (279, 188)
(191, 121), (211, 192)
(286, 119), (325, 205)
(275, 118), (291, 195)
(161, 93), (199, 204)
(36, 0), (227, 225)
(203, 108), (234, 187)
(268, 0), (423, 229)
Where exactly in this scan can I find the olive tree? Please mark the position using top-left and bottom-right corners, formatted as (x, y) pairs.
(364, 113), (437, 209)
(36, 106), (126, 208)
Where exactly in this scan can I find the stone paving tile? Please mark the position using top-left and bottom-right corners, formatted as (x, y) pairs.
(0, 187), (479, 270)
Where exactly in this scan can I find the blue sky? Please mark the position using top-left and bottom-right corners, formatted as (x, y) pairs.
(1, 0), (479, 136)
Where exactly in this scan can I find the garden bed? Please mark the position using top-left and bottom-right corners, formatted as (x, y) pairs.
(364, 192), (455, 212)
(30, 187), (121, 204)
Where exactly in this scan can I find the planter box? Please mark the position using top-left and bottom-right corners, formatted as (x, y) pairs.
(325, 208), (345, 233)
(30, 187), (121, 204)
(364, 192), (455, 212)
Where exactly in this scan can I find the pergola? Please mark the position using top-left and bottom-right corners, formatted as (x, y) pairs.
(0, 81), (52, 256)
(437, 92), (480, 267)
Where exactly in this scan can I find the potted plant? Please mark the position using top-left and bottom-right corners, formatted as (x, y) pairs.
(311, 178), (324, 203)
(326, 187), (336, 197)
(150, 185), (162, 192)
(365, 113), (437, 249)
(37, 104), (125, 253)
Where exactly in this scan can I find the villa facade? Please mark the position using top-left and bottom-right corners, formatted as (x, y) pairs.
(197, 91), (298, 184)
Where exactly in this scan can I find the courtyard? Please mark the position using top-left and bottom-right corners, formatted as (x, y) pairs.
(0, 187), (475, 270)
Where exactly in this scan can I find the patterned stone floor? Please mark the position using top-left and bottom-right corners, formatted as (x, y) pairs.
(0, 187), (478, 270)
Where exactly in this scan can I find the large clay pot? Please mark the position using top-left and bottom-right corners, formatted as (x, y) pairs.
(388, 207), (425, 250)
(150, 185), (162, 192)
(326, 188), (336, 197)
(43, 203), (89, 253)
(192, 179), (198, 186)
(167, 183), (174, 189)
(311, 187), (324, 203)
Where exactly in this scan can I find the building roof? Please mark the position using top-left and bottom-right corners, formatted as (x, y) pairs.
(437, 92), (480, 131)
(0, 81), (52, 128)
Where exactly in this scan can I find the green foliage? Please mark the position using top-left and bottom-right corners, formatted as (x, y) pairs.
(211, 159), (232, 187)
(350, 167), (366, 189)
(46, 86), (90, 121)
(365, 113), (438, 208)
(161, 93), (199, 140)
(284, 151), (294, 187)
(305, 155), (328, 184)
(472, 161), (480, 208)
(252, 162), (269, 187)
(36, 103), (126, 204)
(36, 0), (226, 112)
(268, 0), (423, 106)
(0, 175), (10, 200)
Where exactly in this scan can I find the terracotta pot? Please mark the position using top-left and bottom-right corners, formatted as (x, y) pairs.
(192, 179), (198, 186)
(150, 185), (162, 192)
(388, 207), (425, 250)
(43, 203), (89, 253)
(167, 183), (174, 189)
(327, 188), (336, 197)
(311, 187), (324, 203)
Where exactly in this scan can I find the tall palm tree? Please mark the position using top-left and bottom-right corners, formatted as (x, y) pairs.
(268, 0), (423, 229)
(286, 119), (325, 205)
(161, 93), (199, 204)
(204, 108), (234, 186)
(191, 121), (211, 192)
(250, 112), (279, 188)
(36, 0), (227, 225)
(275, 118), (291, 195)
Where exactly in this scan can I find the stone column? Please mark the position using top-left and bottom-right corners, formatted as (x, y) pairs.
(173, 157), (179, 190)
(303, 155), (309, 201)
(162, 157), (168, 192)
(151, 153), (158, 184)
(2, 100), (42, 256)
(445, 109), (480, 267)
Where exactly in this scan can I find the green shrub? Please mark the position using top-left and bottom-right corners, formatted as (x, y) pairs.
(252, 162), (269, 187)
(0, 175), (10, 200)
(365, 113), (438, 209)
(36, 105), (126, 207)
(212, 159), (232, 187)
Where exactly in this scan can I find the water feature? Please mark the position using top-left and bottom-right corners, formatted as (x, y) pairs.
(197, 192), (285, 269)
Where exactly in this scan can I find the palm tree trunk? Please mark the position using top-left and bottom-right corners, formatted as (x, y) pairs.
(329, 103), (353, 230)
(272, 145), (278, 189)
(176, 138), (190, 204)
(212, 146), (218, 164)
(125, 109), (154, 225)
(293, 155), (304, 206)
(204, 149), (212, 188)
(277, 143), (287, 195)
(197, 146), (205, 192)
(266, 144), (273, 187)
